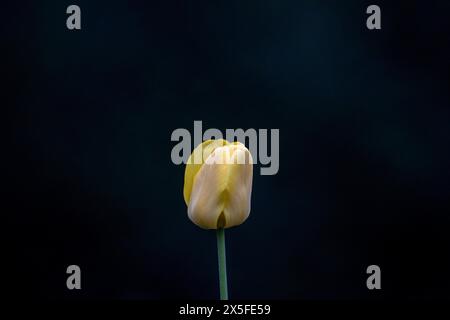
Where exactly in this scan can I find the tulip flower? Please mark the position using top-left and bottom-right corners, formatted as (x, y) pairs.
(184, 139), (253, 299)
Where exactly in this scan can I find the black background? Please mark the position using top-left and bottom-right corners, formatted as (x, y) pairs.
(4, 0), (450, 299)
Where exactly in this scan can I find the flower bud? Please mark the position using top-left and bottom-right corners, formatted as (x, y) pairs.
(183, 139), (253, 229)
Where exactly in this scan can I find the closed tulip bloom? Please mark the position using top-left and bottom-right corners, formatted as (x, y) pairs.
(184, 139), (253, 229)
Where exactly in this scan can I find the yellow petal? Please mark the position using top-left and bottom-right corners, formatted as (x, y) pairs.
(183, 139), (229, 205)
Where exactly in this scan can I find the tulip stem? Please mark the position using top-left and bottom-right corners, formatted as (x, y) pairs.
(216, 228), (228, 300)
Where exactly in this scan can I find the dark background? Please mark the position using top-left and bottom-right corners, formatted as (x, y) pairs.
(4, 0), (450, 299)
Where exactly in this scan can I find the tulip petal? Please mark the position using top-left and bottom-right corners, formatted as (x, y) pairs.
(183, 139), (228, 205)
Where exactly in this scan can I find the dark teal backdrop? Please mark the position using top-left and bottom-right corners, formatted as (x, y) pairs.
(4, 0), (450, 299)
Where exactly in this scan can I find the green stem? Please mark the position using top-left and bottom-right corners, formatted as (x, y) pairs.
(216, 228), (228, 300)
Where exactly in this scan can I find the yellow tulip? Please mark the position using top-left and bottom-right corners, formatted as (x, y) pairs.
(183, 139), (253, 229)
